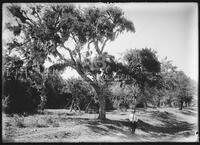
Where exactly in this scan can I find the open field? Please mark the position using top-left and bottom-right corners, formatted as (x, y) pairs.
(2, 107), (198, 142)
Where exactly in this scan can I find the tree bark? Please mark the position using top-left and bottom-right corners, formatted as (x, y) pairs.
(157, 99), (161, 107)
(179, 101), (183, 110)
(98, 94), (106, 120)
(133, 97), (137, 112)
(144, 100), (147, 109)
(69, 99), (74, 112)
(85, 97), (93, 113)
(76, 69), (106, 120)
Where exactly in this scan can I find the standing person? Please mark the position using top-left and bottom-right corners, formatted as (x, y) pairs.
(129, 110), (138, 134)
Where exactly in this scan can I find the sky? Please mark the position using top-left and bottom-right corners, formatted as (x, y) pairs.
(60, 2), (198, 81)
(2, 3), (198, 81)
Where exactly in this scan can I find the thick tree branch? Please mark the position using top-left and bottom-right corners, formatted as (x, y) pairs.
(77, 47), (82, 61)
(69, 33), (82, 61)
(87, 40), (93, 51)
(22, 11), (36, 26)
(61, 44), (77, 66)
(35, 11), (42, 24)
(49, 59), (76, 72)
(94, 39), (101, 54)
(55, 48), (68, 62)
(71, 33), (78, 44)
(100, 38), (109, 53)
(76, 68), (98, 89)
(91, 73), (98, 83)
(113, 28), (121, 37)
(106, 11), (114, 22)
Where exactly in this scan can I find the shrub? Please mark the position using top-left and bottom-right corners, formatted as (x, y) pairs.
(2, 95), (10, 113)
(119, 101), (129, 111)
(13, 115), (26, 128)
(46, 117), (60, 127)
(3, 78), (41, 114)
(2, 56), (44, 114)
(34, 119), (49, 128)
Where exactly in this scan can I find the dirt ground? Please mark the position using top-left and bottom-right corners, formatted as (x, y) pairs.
(2, 107), (199, 142)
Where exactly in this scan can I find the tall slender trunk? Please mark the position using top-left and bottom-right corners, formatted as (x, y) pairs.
(157, 99), (160, 107)
(85, 97), (93, 113)
(133, 96), (137, 112)
(179, 100), (183, 110)
(144, 100), (147, 108)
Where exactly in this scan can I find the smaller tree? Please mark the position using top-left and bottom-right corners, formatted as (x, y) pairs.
(65, 77), (95, 112)
(158, 57), (179, 108)
(110, 82), (140, 110)
(160, 58), (195, 109)
(45, 70), (71, 109)
(175, 71), (194, 110)
(121, 48), (161, 111)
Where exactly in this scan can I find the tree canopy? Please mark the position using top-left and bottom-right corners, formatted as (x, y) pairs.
(5, 4), (135, 119)
(3, 3), (195, 118)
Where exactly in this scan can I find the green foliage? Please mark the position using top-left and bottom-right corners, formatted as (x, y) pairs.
(123, 48), (161, 88)
(110, 82), (140, 109)
(140, 48), (160, 73)
(5, 4), (195, 116)
(5, 4), (135, 61)
(44, 70), (71, 109)
(5, 4), (136, 118)
(66, 77), (95, 110)
(175, 71), (194, 107)
(120, 48), (161, 108)
(153, 58), (195, 108)
(3, 74), (41, 114)
(2, 54), (46, 114)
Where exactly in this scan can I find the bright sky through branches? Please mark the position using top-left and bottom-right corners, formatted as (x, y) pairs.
(2, 3), (198, 81)
(60, 2), (198, 81)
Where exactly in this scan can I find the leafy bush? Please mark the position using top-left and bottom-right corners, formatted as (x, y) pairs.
(44, 71), (72, 109)
(119, 101), (129, 111)
(3, 78), (41, 114)
(66, 77), (95, 110)
(2, 56), (43, 114)
(2, 95), (10, 113)
(13, 115), (26, 128)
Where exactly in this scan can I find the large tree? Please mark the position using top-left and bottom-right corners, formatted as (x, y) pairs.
(5, 4), (135, 119)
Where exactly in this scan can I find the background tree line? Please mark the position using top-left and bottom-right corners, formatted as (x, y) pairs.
(2, 48), (196, 114)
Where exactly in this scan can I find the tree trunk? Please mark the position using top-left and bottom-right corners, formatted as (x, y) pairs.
(69, 100), (74, 112)
(157, 100), (160, 108)
(85, 97), (93, 113)
(179, 101), (183, 110)
(144, 100), (147, 109)
(133, 97), (137, 112)
(98, 93), (106, 120)
(76, 70), (106, 120)
(89, 84), (106, 120)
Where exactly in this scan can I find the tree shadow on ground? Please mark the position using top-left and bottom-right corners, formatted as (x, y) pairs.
(84, 111), (194, 136)
(60, 110), (194, 138)
(180, 110), (197, 116)
(85, 118), (131, 137)
(136, 111), (193, 134)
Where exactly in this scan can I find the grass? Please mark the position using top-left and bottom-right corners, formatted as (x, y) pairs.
(2, 107), (198, 142)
